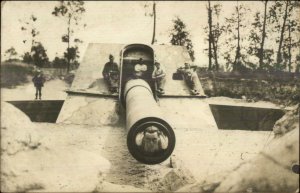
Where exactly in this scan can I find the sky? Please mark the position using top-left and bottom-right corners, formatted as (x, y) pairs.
(1, 1), (269, 67)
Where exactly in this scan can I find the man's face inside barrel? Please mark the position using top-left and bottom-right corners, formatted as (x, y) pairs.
(136, 126), (168, 154)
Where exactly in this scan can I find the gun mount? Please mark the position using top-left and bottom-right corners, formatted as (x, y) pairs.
(58, 43), (207, 164)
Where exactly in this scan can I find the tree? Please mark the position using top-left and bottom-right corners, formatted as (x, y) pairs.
(19, 14), (39, 51)
(248, 1), (274, 70)
(170, 17), (195, 61)
(275, 1), (289, 68)
(259, 0), (268, 69)
(23, 52), (32, 64)
(282, 20), (300, 72)
(249, 0), (269, 70)
(223, 2), (249, 72)
(295, 53), (300, 74)
(206, 1), (224, 71)
(31, 42), (49, 68)
(52, 0), (86, 72)
(151, 2), (156, 45)
(207, 1), (213, 70)
(269, 0), (300, 71)
(64, 46), (80, 70)
(52, 56), (68, 69)
(143, 1), (157, 44)
(4, 47), (18, 61)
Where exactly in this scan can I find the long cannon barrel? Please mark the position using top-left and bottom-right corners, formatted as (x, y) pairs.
(123, 79), (176, 164)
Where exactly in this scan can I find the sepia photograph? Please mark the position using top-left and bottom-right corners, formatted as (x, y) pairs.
(1, 1), (299, 192)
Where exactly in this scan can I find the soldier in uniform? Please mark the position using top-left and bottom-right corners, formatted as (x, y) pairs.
(177, 62), (200, 95)
(133, 58), (148, 79)
(32, 69), (46, 100)
(152, 62), (166, 94)
(102, 54), (119, 93)
(136, 126), (168, 154)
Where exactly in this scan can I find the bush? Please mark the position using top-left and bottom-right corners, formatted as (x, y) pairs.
(1, 64), (34, 88)
(62, 73), (75, 85)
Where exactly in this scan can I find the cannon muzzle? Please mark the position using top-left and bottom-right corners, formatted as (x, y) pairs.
(123, 79), (175, 164)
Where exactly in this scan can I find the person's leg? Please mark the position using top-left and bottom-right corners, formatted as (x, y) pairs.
(110, 75), (119, 93)
(35, 87), (38, 99)
(190, 74), (197, 89)
(38, 87), (42, 99)
(159, 78), (166, 91)
(191, 73), (200, 94)
(189, 74), (200, 95)
(157, 78), (165, 94)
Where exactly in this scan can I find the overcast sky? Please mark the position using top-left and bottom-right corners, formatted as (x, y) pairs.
(1, 1), (267, 67)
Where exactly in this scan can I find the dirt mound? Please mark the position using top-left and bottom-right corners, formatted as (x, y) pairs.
(1, 102), (40, 155)
(177, 114), (299, 193)
(215, 127), (299, 193)
(1, 102), (111, 192)
(273, 104), (299, 137)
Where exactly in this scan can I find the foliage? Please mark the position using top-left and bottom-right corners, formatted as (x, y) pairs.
(22, 52), (33, 64)
(205, 2), (225, 71)
(247, 0), (270, 70)
(52, 0), (85, 72)
(19, 14), (39, 57)
(63, 46), (80, 69)
(52, 57), (68, 68)
(223, 3), (250, 72)
(1, 64), (34, 88)
(197, 69), (300, 105)
(268, 0), (300, 71)
(170, 17), (195, 61)
(4, 47), (18, 61)
(31, 42), (49, 68)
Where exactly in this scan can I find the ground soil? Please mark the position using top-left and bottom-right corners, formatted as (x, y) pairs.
(1, 79), (298, 192)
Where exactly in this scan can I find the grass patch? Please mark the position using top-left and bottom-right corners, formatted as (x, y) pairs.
(1, 63), (34, 88)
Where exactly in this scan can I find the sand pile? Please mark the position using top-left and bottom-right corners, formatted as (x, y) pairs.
(273, 104), (299, 137)
(1, 102), (111, 192)
(214, 127), (299, 193)
(1, 102), (41, 155)
(177, 107), (299, 193)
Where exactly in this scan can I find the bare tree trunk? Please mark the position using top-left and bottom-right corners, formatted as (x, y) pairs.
(234, 3), (241, 71)
(208, 0), (219, 71)
(288, 23), (292, 72)
(276, 0), (289, 68)
(211, 30), (219, 70)
(208, 0), (213, 70)
(67, 16), (71, 72)
(259, 0), (268, 69)
(151, 2), (156, 45)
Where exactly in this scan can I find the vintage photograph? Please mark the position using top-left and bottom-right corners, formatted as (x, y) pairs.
(1, 1), (299, 192)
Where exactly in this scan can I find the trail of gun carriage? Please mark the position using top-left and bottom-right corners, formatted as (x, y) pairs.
(1, 1), (299, 193)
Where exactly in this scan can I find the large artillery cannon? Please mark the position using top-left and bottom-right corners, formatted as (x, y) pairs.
(58, 43), (203, 164)
(124, 79), (175, 164)
(120, 44), (176, 164)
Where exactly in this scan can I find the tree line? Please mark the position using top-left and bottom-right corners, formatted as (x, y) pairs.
(203, 0), (300, 73)
(4, 1), (300, 73)
(167, 0), (300, 73)
(4, 1), (85, 72)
